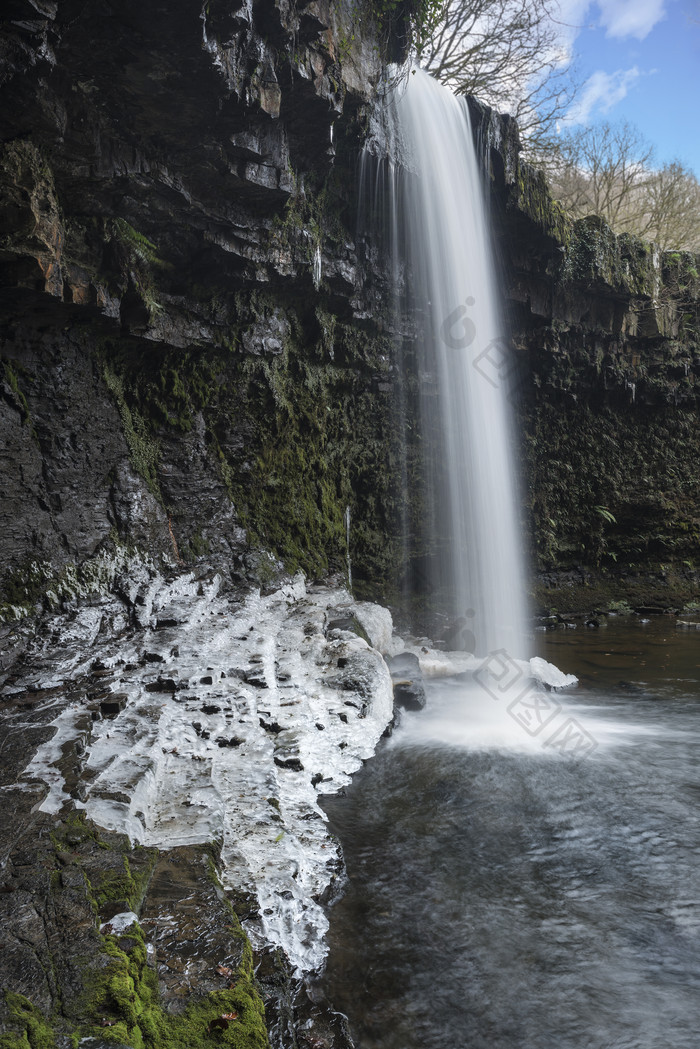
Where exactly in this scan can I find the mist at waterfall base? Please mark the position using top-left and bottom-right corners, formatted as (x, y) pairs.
(319, 71), (700, 1048)
(359, 67), (526, 659)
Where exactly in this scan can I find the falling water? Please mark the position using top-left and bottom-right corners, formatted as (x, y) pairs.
(367, 68), (526, 657)
(345, 504), (352, 589)
(318, 73), (700, 1049)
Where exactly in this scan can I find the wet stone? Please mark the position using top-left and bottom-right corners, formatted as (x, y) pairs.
(138, 847), (249, 1015)
(274, 755), (304, 771)
(244, 671), (268, 687)
(260, 717), (282, 734)
(99, 693), (128, 717)
(386, 651), (426, 711)
(145, 677), (179, 692)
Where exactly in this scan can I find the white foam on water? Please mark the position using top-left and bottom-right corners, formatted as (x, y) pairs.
(393, 653), (654, 760)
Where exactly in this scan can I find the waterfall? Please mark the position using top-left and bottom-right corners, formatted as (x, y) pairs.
(345, 504), (352, 589)
(364, 68), (527, 658)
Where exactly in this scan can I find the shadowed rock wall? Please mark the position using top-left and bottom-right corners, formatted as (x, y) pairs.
(0, 0), (407, 618)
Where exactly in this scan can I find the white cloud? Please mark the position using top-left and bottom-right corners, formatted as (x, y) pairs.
(545, 0), (596, 63)
(596, 0), (667, 39)
(561, 66), (643, 124)
(549, 0), (668, 53)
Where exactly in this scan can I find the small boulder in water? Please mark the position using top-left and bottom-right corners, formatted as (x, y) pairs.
(386, 652), (426, 711)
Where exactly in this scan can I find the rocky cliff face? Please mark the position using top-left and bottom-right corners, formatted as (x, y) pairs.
(4, 5), (697, 625)
(1, 4), (409, 1046)
(467, 97), (700, 614)
(1, 0), (409, 623)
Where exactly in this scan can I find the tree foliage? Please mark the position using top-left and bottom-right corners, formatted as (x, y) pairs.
(370, 0), (447, 60)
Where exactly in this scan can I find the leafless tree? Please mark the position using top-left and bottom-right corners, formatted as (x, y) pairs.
(417, 0), (578, 149)
(539, 121), (700, 251)
(540, 121), (654, 230)
(642, 162), (700, 251)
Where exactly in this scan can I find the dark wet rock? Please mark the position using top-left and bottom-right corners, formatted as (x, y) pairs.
(274, 754), (304, 771)
(0, 766), (269, 1045)
(246, 673), (269, 689)
(386, 651), (421, 680)
(256, 946), (356, 1049)
(138, 847), (250, 1014)
(215, 736), (244, 748)
(386, 651), (426, 711)
(0, 0), (415, 612)
(144, 677), (179, 693)
(260, 717), (283, 734)
(99, 692), (128, 717)
(392, 679), (425, 711)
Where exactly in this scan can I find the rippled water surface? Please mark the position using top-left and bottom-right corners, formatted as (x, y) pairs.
(322, 618), (700, 1048)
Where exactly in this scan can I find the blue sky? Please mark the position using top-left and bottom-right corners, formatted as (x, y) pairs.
(557, 0), (700, 176)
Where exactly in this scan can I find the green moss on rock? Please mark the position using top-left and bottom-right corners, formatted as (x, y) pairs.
(0, 995), (56, 1049)
(2, 816), (269, 1049)
(514, 163), (571, 246)
(78, 912), (268, 1049)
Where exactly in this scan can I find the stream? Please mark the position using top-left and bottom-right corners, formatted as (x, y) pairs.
(321, 617), (700, 1048)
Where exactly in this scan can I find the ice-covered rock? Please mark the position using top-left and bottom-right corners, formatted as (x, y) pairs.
(22, 572), (395, 975)
(529, 656), (578, 690)
(353, 602), (395, 654)
(100, 911), (139, 934)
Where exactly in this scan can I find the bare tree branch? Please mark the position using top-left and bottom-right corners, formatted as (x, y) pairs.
(417, 0), (578, 149)
(536, 121), (700, 251)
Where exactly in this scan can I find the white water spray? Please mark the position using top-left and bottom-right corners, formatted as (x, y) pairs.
(373, 68), (527, 657)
